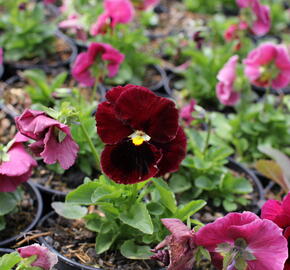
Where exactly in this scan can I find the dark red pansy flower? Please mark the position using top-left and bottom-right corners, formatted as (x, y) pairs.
(96, 84), (186, 184)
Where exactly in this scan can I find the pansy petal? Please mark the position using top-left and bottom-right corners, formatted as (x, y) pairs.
(96, 101), (133, 144)
(101, 141), (162, 184)
(0, 144), (37, 176)
(154, 127), (187, 177)
(41, 127), (79, 170)
(115, 86), (179, 143)
(0, 170), (34, 192)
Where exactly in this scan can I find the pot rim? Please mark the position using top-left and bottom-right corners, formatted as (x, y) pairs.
(0, 180), (43, 247)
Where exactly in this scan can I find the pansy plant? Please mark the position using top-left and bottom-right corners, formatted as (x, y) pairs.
(51, 85), (206, 259)
(0, 1), (56, 61)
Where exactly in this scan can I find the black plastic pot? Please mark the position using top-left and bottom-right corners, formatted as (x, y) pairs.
(38, 212), (163, 270)
(249, 34), (282, 45)
(4, 30), (77, 78)
(37, 212), (105, 270)
(0, 248), (14, 255)
(227, 158), (265, 212)
(251, 84), (290, 97)
(0, 181), (43, 247)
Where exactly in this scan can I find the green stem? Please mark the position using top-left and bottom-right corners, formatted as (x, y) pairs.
(130, 184), (138, 205)
(203, 118), (212, 155)
(91, 79), (99, 102)
(79, 120), (100, 171)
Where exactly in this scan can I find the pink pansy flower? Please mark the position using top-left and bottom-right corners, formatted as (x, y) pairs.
(236, 0), (271, 36)
(196, 211), (288, 270)
(0, 133), (37, 192)
(224, 21), (248, 42)
(90, 0), (135, 36)
(262, 193), (290, 270)
(15, 109), (79, 170)
(216, 55), (240, 106)
(244, 43), (290, 89)
(284, 227), (290, 270)
(18, 244), (58, 270)
(133, 0), (160, 10)
(261, 192), (290, 229)
(151, 219), (195, 270)
(59, 14), (87, 41)
(180, 99), (196, 126)
(72, 42), (124, 87)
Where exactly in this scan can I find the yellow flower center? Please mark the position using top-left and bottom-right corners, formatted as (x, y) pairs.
(129, 130), (151, 146)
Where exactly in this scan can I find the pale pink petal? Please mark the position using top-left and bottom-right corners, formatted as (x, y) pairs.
(41, 127), (79, 170)
(18, 244), (58, 270)
(90, 12), (110, 36)
(217, 55), (239, 85)
(251, 2), (271, 36)
(105, 0), (135, 26)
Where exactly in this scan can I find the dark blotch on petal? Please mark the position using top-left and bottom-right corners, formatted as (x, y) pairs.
(101, 140), (162, 184)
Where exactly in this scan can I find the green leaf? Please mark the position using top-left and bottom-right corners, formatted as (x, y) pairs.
(0, 216), (5, 231)
(66, 181), (99, 205)
(153, 178), (177, 213)
(220, 174), (253, 194)
(95, 225), (119, 254)
(84, 213), (104, 233)
(51, 202), (87, 219)
(223, 200), (238, 212)
(146, 202), (165, 215)
(0, 192), (18, 215)
(169, 174), (192, 193)
(195, 176), (215, 191)
(120, 240), (152, 260)
(91, 186), (122, 203)
(235, 256), (248, 270)
(0, 252), (21, 270)
(51, 72), (67, 89)
(175, 200), (206, 221)
(120, 202), (153, 234)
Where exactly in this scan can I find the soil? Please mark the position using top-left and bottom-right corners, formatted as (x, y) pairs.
(31, 163), (99, 193)
(40, 215), (163, 270)
(0, 185), (36, 243)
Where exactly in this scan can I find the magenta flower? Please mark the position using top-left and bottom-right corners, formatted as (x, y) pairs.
(134, 0), (160, 10)
(0, 133), (37, 192)
(59, 14), (87, 41)
(261, 193), (290, 270)
(224, 21), (248, 50)
(151, 219), (195, 270)
(72, 42), (124, 87)
(244, 43), (290, 89)
(236, 0), (271, 36)
(284, 227), (290, 270)
(180, 99), (196, 126)
(15, 109), (79, 170)
(18, 244), (58, 270)
(90, 0), (135, 36)
(96, 85), (186, 184)
(196, 211), (288, 270)
(216, 55), (240, 106)
(261, 192), (290, 229)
